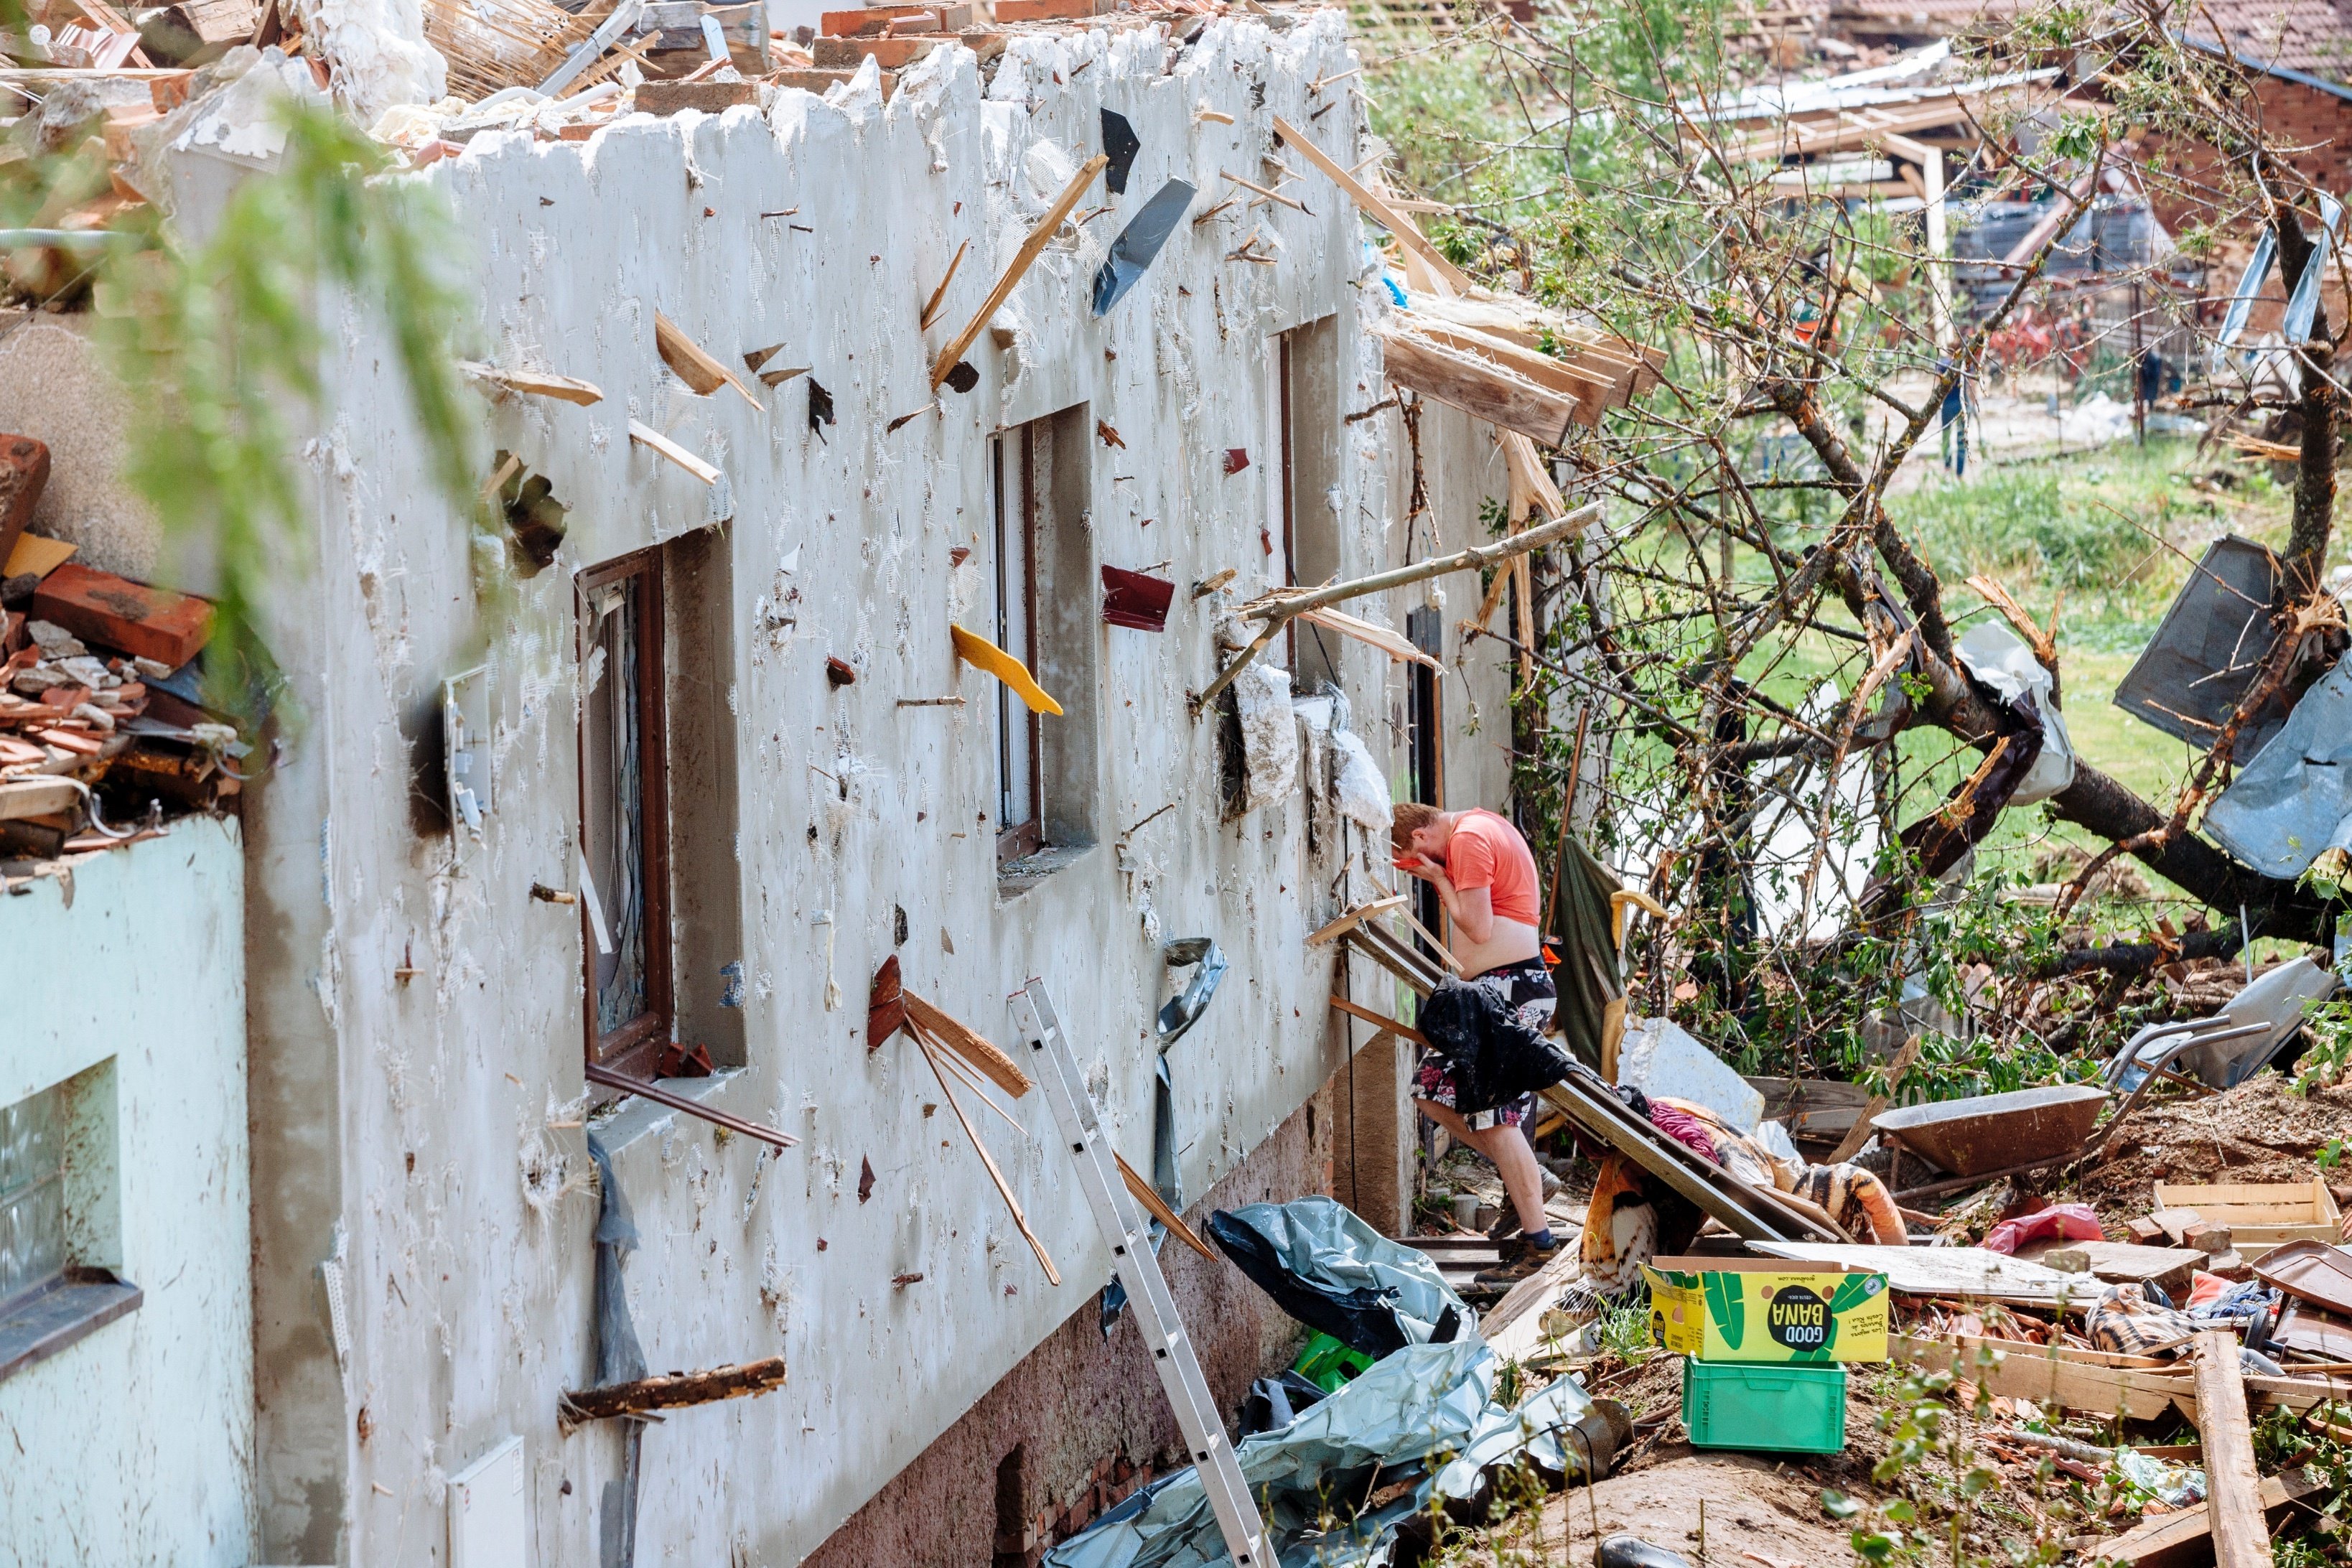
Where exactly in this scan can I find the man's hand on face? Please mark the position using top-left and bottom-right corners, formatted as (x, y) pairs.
(1392, 853), (1446, 884)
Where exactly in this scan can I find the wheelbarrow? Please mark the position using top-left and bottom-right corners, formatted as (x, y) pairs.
(1872, 1084), (2113, 1177)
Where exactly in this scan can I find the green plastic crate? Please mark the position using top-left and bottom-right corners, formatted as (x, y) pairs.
(1293, 1332), (1374, 1394)
(1681, 1358), (1847, 1453)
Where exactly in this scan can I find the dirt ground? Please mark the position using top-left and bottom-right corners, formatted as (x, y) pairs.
(1455, 1452), (1867, 1567)
(2064, 1071), (2352, 1229)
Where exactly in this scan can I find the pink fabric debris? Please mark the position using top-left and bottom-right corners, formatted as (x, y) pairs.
(1647, 1101), (1717, 1164)
(1983, 1202), (2106, 1255)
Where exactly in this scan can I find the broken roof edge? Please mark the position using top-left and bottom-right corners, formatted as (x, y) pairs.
(2173, 29), (2352, 104)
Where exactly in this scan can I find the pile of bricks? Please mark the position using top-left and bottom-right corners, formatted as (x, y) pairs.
(0, 433), (243, 864)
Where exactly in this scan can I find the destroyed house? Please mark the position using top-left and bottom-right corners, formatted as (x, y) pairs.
(0, 9), (1539, 1562)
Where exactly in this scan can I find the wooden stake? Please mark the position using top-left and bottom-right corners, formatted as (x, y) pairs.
(458, 360), (605, 406)
(918, 238), (967, 332)
(2193, 1328), (2270, 1568)
(627, 420), (721, 485)
(1829, 1034), (1921, 1165)
(914, 1031), (1060, 1284)
(929, 154), (1108, 391)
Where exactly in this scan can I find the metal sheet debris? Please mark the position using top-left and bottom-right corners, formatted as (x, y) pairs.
(1091, 179), (1197, 317)
(2201, 657), (2352, 878)
(2111, 536), (2285, 751)
(1207, 1196), (1471, 1356)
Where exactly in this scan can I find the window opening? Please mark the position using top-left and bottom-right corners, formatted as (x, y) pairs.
(992, 432), (1042, 862)
(579, 549), (673, 1073)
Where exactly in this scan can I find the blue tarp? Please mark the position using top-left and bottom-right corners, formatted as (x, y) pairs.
(1042, 1338), (1607, 1568)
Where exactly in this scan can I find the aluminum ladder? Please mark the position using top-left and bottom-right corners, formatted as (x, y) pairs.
(1007, 979), (1270, 1568)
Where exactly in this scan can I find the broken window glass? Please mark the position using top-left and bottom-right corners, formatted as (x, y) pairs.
(580, 551), (673, 1069)
(992, 429), (1041, 862)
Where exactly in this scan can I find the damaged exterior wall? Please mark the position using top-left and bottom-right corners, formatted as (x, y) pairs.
(0, 820), (252, 1566)
(194, 12), (1513, 1564)
(806, 1088), (1331, 1564)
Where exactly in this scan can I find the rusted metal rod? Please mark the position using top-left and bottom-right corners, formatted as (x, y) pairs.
(584, 1061), (798, 1149)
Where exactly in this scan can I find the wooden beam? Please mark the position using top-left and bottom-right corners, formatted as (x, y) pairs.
(1892, 1334), (2197, 1422)
(2194, 1325), (2269, 1568)
(558, 1355), (788, 1431)
(1271, 115), (1475, 294)
(930, 154), (1107, 389)
(1329, 993), (1429, 1047)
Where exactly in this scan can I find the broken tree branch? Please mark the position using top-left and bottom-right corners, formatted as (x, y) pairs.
(1195, 500), (1602, 710)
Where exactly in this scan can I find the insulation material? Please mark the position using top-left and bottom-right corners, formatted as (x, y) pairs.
(1233, 659), (1299, 816)
(1954, 622), (2074, 805)
(1617, 1015), (1764, 1134)
(302, 0), (448, 120)
(1333, 727), (1391, 837)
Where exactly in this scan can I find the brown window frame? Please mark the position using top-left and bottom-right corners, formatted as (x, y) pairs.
(577, 547), (674, 1076)
(991, 428), (1044, 864)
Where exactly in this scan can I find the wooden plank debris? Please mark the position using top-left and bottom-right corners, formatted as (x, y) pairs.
(910, 1025), (1060, 1285)
(1829, 1034), (1921, 1163)
(457, 360), (604, 405)
(626, 420), (721, 485)
(654, 310), (762, 410)
(1305, 895), (1407, 947)
(930, 154), (1108, 390)
(1328, 992), (1428, 1047)
(2098, 1470), (2324, 1568)
(918, 238), (967, 332)
(2193, 1327), (2272, 1568)
(901, 990), (1031, 1098)
(558, 1355), (788, 1432)
(1200, 502), (1602, 708)
(1893, 1333), (2196, 1422)
(1372, 324), (1586, 447)
(1114, 1151), (1216, 1261)
(1294, 605), (1440, 668)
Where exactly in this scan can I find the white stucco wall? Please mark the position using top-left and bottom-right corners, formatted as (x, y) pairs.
(0, 819), (253, 1567)
(225, 12), (1483, 1564)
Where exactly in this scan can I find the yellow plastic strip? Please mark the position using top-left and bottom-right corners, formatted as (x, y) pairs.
(950, 625), (1063, 716)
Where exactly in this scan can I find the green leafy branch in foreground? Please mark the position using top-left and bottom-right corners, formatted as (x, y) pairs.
(89, 101), (477, 714)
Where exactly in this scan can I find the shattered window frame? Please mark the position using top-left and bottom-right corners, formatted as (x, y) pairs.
(577, 546), (676, 1077)
(991, 426), (1044, 864)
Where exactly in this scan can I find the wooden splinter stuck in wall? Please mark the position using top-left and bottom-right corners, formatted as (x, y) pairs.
(653, 310), (765, 411)
(928, 153), (1110, 392)
(457, 360), (606, 406)
(556, 1355), (790, 1434)
(869, 957), (1060, 1284)
(626, 420), (722, 485)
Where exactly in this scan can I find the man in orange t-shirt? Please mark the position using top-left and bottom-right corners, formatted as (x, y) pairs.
(1391, 802), (1558, 1284)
